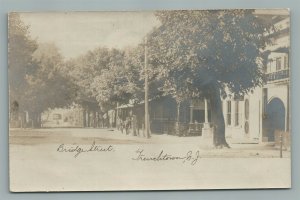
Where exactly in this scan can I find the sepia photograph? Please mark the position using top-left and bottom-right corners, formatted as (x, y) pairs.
(8, 9), (291, 192)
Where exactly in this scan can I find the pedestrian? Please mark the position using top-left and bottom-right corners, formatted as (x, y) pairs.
(132, 114), (137, 136)
(120, 119), (124, 134)
(125, 117), (131, 135)
(116, 116), (120, 130)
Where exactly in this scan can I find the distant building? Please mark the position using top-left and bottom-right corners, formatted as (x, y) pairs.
(41, 107), (84, 128)
(41, 104), (107, 128)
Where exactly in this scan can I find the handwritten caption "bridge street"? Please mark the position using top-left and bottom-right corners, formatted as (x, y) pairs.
(57, 141), (114, 158)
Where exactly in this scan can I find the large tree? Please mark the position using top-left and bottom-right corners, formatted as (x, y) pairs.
(23, 43), (76, 127)
(63, 48), (112, 126)
(8, 13), (38, 121)
(148, 10), (273, 147)
(90, 47), (144, 111)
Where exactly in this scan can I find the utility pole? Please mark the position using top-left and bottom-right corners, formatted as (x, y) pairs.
(144, 36), (150, 138)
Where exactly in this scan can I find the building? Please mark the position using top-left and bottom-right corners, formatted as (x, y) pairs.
(41, 107), (84, 128)
(41, 104), (110, 128)
(222, 10), (290, 143)
(116, 96), (212, 136)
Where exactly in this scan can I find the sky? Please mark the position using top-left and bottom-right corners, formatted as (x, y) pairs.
(19, 9), (289, 60)
(20, 12), (161, 59)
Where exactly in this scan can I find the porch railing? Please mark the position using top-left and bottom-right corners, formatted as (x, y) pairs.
(266, 69), (289, 82)
(188, 123), (204, 136)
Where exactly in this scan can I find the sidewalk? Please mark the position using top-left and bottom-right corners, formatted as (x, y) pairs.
(10, 127), (290, 158)
(74, 128), (290, 158)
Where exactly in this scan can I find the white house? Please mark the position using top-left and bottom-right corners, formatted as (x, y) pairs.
(222, 10), (290, 143)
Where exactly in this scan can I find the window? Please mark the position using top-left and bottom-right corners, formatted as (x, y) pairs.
(267, 61), (272, 73)
(265, 58), (273, 73)
(227, 101), (231, 126)
(235, 101), (239, 126)
(284, 55), (289, 69)
(153, 106), (163, 120)
(244, 99), (250, 134)
(276, 57), (282, 71)
(153, 104), (168, 120)
(53, 113), (62, 120)
(244, 99), (249, 120)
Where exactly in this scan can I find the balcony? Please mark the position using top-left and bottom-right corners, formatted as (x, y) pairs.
(266, 69), (289, 82)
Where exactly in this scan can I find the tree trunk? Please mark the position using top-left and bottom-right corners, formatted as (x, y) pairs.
(83, 109), (86, 127)
(208, 84), (230, 148)
(92, 111), (96, 128)
(37, 113), (41, 128)
(95, 111), (99, 128)
(87, 110), (90, 127)
(175, 101), (181, 136)
(31, 112), (41, 128)
(106, 111), (109, 128)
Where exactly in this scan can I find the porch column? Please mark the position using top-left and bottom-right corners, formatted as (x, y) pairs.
(202, 98), (212, 137)
(188, 104), (194, 135)
(285, 83), (289, 132)
(116, 102), (120, 129)
(204, 98), (208, 123)
(189, 106), (193, 123)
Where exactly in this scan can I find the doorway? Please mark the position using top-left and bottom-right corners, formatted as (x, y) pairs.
(264, 98), (285, 141)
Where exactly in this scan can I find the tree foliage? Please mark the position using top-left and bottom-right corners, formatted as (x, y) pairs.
(150, 10), (273, 97)
(64, 47), (112, 109)
(8, 13), (37, 112)
(90, 47), (144, 111)
(24, 43), (76, 115)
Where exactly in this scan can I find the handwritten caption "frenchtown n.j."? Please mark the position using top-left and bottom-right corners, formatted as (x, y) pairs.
(132, 149), (201, 165)
(57, 141), (114, 158)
